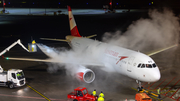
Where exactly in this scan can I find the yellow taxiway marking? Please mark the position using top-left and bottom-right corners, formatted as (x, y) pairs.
(26, 84), (51, 101)
(115, 80), (166, 101)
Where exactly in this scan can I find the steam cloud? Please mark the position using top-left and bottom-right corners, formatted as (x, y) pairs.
(38, 8), (180, 92)
(102, 8), (180, 52)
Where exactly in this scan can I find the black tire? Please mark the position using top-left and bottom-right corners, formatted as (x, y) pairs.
(73, 99), (78, 101)
(137, 87), (142, 92)
(8, 83), (14, 89)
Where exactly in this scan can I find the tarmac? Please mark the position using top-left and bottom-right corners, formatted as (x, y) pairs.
(0, 8), (179, 101)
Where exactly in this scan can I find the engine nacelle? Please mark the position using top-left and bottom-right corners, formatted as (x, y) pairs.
(75, 66), (95, 83)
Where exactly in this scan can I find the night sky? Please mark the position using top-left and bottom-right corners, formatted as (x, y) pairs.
(1, 0), (180, 9)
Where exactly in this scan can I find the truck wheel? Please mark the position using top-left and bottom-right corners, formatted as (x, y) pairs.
(73, 99), (78, 101)
(8, 83), (14, 89)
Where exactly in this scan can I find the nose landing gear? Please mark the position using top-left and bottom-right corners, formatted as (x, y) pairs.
(136, 80), (143, 92)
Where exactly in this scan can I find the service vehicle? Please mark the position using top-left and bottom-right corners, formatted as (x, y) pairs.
(67, 87), (97, 101)
(135, 93), (152, 101)
(0, 39), (33, 88)
(0, 66), (26, 88)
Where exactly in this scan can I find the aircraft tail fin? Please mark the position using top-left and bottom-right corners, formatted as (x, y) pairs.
(68, 6), (81, 37)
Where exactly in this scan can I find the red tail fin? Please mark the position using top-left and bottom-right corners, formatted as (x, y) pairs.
(67, 6), (81, 37)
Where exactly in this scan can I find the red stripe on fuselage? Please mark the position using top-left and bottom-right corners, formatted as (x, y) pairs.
(119, 56), (128, 60)
(71, 26), (81, 37)
(116, 56), (128, 64)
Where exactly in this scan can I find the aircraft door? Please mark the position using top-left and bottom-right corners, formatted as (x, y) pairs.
(127, 56), (135, 72)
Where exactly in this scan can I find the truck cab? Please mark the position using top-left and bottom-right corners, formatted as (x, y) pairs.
(67, 87), (97, 101)
(0, 66), (26, 88)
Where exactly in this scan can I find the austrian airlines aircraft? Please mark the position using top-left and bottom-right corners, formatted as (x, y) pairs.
(8, 6), (177, 91)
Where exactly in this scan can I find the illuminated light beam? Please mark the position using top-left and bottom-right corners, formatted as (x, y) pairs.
(147, 44), (178, 56)
(6, 57), (56, 62)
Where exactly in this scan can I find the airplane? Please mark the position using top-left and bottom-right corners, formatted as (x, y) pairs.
(7, 6), (177, 91)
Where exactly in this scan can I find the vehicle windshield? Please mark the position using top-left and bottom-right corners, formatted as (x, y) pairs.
(16, 71), (25, 80)
(83, 89), (87, 95)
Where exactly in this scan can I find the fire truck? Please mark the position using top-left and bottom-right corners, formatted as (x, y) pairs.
(67, 87), (97, 101)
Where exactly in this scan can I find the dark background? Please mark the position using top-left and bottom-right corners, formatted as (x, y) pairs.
(1, 0), (180, 9)
(0, 12), (149, 47)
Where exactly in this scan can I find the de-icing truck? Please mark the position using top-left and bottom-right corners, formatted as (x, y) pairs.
(0, 39), (35, 88)
(0, 65), (25, 88)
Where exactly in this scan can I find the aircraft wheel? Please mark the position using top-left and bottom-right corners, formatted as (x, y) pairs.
(137, 86), (144, 92)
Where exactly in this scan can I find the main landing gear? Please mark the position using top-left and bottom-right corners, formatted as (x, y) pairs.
(136, 80), (143, 92)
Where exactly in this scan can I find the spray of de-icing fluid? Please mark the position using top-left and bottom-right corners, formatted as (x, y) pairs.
(38, 8), (180, 91)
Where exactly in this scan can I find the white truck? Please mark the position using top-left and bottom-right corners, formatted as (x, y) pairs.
(0, 39), (34, 88)
(0, 65), (26, 88)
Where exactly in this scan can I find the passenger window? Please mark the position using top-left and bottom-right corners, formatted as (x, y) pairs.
(141, 64), (145, 68)
(11, 73), (16, 79)
(152, 63), (156, 68)
(137, 64), (141, 68)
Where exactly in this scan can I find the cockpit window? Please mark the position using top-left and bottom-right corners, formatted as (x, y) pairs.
(152, 63), (156, 68)
(138, 63), (157, 68)
(137, 64), (141, 68)
(146, 64), (152, 68)
(141, 64), (145, 68)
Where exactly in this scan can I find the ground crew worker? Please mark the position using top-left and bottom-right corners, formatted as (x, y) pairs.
(98, 95), (104, 101)
(17, 73), (20, 76)
(92, 89), (96, 96)
(157, 87), (161, 99)
(99, 91), (104, 98)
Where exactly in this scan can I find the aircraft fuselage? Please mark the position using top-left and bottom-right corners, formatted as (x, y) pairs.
(67, 35), (161, 82)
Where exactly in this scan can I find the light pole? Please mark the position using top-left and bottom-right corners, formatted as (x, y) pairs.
(29, 2), (31, 15)
(3, 0), (5, 13)
(110, 0), (112, 11)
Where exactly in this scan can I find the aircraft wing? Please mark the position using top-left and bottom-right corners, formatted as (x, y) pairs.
(146, 44), (178, 56)
(40, 38), (68, 42)
(6, 57), (105, 67)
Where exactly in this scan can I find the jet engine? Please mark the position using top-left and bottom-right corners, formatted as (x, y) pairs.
(75, 66), (95, 83)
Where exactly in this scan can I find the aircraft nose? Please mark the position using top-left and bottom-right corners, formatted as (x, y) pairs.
(151, 68), (161, 82)
(153, 71), (161, 81)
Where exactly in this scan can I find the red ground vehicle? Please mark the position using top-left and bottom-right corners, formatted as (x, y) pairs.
(67, 87), (97, 101)
(135, 93), (152, 101)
